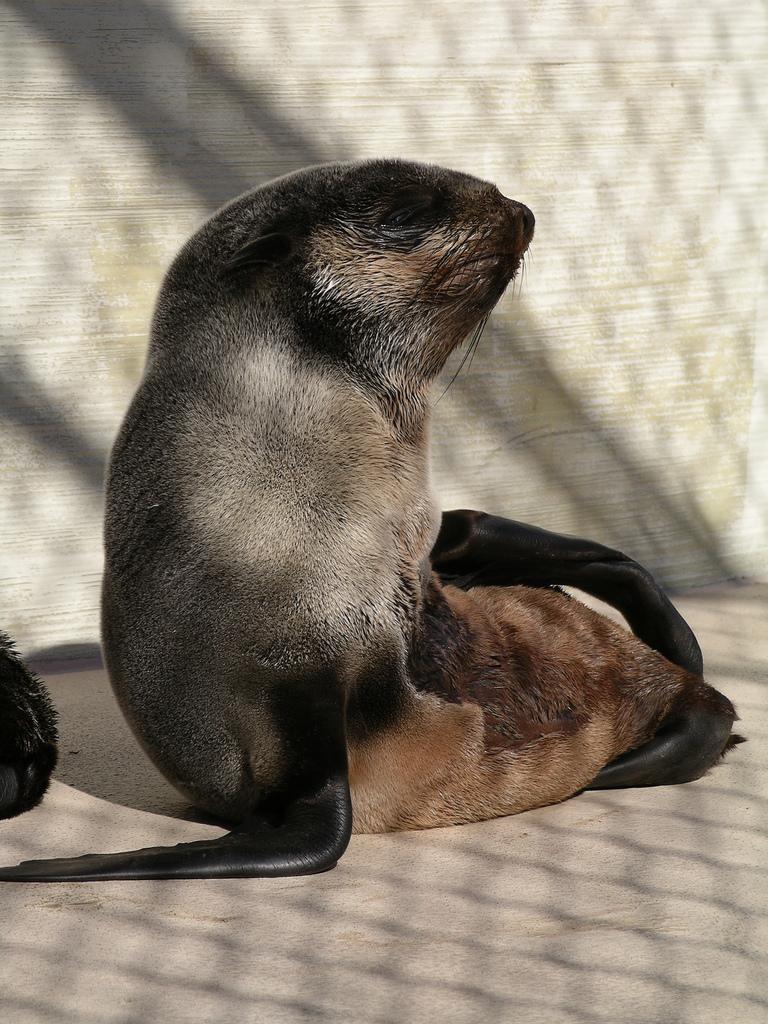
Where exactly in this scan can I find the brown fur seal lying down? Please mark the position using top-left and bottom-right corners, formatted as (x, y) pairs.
(0, 159), (740, 880)
(354, 574), (736, 831)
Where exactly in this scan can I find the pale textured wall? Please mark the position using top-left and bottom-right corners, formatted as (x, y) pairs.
(1, 1), (766, 658)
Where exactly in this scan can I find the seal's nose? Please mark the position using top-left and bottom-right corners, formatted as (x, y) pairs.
(520, 204), (535, 241)
(504, 199), (535, 256)
(497, 193), (535, 256)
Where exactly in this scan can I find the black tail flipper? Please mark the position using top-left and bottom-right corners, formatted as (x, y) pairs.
(433, 510), (705, 675)
(588, 685), (742, 790)
(432, 511), (744, 787)
(0, 632), (58, 820)
(0, 774), (351, 881)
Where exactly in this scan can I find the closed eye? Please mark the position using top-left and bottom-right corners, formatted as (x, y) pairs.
(380, 193), (436, 230)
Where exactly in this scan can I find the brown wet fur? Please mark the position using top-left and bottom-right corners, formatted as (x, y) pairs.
(349, 576), (727, 833)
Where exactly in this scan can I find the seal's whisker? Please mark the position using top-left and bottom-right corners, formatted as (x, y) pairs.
(416, 228), (478, 297)
(433, 312), (489, 406)
(418, 220), (493, 295)
(464, 313), (490, 376)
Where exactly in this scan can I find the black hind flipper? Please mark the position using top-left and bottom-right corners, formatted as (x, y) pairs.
(432, 510), (703, 675)
(588, 691), (740, 789)
(433, 510), (743, 788)
(0, 773), (351, 881)
(0, 632), (58, 820)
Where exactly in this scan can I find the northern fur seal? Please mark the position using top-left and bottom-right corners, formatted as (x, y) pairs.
(0, 159), (740, 880)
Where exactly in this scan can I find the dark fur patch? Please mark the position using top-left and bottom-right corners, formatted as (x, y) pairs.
(0, 631), (59, 819)
(723, 734), (747, 752)
(409, 577), (594, 753)
(409, 573), (743, 778)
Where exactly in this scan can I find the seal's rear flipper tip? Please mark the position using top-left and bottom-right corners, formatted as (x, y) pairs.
(588, 689), (740, 791)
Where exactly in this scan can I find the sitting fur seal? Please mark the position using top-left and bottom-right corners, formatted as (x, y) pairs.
(0, 159), (740, 880)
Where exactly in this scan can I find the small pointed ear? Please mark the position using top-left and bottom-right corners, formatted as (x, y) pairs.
(221, 232), (294, 280)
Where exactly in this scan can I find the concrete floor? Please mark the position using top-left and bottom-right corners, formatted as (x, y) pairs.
(1, 582), (766, 1024)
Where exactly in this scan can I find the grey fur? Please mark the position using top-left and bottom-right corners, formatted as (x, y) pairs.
(103, 159), (527, 821)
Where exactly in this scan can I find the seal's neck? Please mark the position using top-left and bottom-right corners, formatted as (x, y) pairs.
(340, 361), (431, 447)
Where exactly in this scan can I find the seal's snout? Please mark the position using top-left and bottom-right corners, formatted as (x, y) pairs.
(503, 199), (535, 257)
(520, 204), (535, 241)
(499, 194), (536, 258)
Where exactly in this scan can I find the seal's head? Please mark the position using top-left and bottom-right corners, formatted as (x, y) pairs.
(157, 159), (534, 385)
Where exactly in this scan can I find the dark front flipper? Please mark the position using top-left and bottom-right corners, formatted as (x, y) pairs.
(0, 774), (352, 881)
(0, 632), (58, 820)
(0, 660), (353, 882)
(432, 510), (703, 676)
